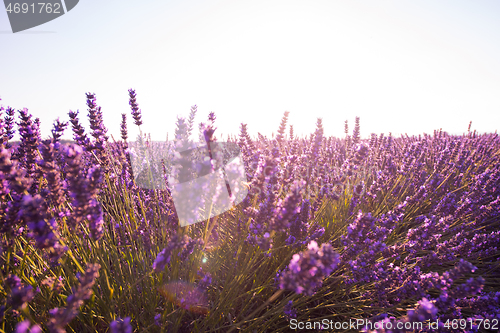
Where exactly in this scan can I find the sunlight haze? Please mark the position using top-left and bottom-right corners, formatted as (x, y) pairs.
(1, 0), (499, 141)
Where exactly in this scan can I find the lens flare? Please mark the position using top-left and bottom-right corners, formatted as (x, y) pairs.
(158, 281), (209, 315)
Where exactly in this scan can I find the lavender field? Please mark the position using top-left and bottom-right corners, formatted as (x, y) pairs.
(0, 91), (499, 333)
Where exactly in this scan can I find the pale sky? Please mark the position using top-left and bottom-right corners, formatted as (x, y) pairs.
(1, 0), (499, 141)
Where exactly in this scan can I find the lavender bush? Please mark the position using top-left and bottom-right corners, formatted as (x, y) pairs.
(0, 92), (499, 332)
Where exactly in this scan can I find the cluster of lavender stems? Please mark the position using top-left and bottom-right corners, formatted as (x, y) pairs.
(0, 92), (499, 332)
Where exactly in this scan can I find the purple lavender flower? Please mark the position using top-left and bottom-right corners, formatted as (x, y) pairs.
(110, 317), (132, 333)
(309, 118), (323, 161)
(68, 110), (90, 149)
(407, 298), (438, 323)
(51, 118), (68, 143)
(306, 225), (325, 244)
(85, 93), (109, 166)
(87, 198), (104, 240)
(352, 143), (369, 166)
(41, 276), (64, 293)
(203, 112), (217, 150)
(197, 267), (212, 290)
(5, 274), (22, 289)
(21, 194), (62, 250)
(3, 106), (15, 149)
(279, 241), (340, 296)
(6, 275), (36, 311)
(271, 180), (303, 232)
(48, 264), (100, 332)
(64, 145), (104, 240)
(15, 320), (42, 333)
(0, 105), (5, 146)
(341, 211), (377, 259)
(128, 89), (143, 126)
(0, 146), (33, 240)
(283, 300), (297, 319)
(154, 313), (162, 327)
(15, 108), (40, 178)
(120, 113), (128, 142)
(38, 139), (67, 208)
(287, 200), (310, 246)
(153, 234), (200, 272)
(187, 104), (197, 137)
(179, 237), (204, 260)
(275, 111), (289, 144)
(352, 116), (361, 146)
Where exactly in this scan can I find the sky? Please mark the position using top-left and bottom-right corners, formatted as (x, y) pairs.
(1, 0), (499, 142)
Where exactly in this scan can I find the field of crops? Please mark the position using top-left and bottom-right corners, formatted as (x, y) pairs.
(1, 90), (499, 332)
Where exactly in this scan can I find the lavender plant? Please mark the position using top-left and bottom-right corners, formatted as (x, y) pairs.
(0, 91), (499, 333)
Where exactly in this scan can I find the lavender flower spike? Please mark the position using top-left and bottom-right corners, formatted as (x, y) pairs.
(15, 320), (42, 333)
(110, 317), (133, 333)
(279, 241), (340, 296)
(47, 264), (100, 332)
(128, 89), (143, 126)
